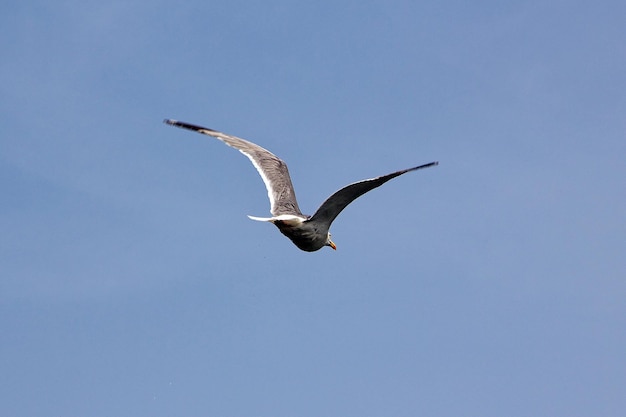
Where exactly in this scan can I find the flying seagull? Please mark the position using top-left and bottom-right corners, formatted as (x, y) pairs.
(164, 119), (438, 252)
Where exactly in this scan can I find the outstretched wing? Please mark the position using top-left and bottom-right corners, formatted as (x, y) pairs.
(164, 119), (303, 216)
(308, 162), (438, 228)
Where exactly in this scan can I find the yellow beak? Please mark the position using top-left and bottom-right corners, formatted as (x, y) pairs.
(329, 240), (337, 250)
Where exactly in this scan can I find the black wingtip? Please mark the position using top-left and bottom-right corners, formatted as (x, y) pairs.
(163, 119), (219, 134)
(411, 161), (439, 171)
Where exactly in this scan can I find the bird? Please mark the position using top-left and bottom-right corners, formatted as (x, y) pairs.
(164, 119), (438, 252)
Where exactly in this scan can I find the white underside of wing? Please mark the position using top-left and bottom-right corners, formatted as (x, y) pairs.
(199, 129), (278, 213)
(240, 151), (277, 212)
(166, 120), (300, 217)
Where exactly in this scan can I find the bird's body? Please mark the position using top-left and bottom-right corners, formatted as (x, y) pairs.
(164, 119), (438, 252)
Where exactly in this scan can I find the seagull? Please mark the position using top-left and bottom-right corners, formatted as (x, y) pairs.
(164, 119), (438, 252)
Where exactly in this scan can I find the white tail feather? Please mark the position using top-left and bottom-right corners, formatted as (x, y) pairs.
(247, 215), (274, 222)
(247, 214), (306, 226)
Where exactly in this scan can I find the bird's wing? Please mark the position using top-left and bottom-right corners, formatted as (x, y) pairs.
(308, 162), (438, 228)
(164, 119), (302, 216)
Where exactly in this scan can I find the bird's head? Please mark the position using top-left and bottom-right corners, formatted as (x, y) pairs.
(326, 233), (337, 250)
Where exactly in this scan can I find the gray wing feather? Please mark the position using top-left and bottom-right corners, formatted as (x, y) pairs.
(308, 162), (438, 228)
(164, 119), (302, 216)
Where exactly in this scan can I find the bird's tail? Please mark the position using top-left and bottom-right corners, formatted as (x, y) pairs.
(247, 214), (306, 226)
(247, 215), (274, 222)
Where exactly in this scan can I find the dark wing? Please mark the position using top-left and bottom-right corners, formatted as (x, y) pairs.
(164, 119), (302, 216)
(307, 162), (438, 228)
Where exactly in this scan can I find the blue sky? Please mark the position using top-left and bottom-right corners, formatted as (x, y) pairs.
(1, 0), (625, 415)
